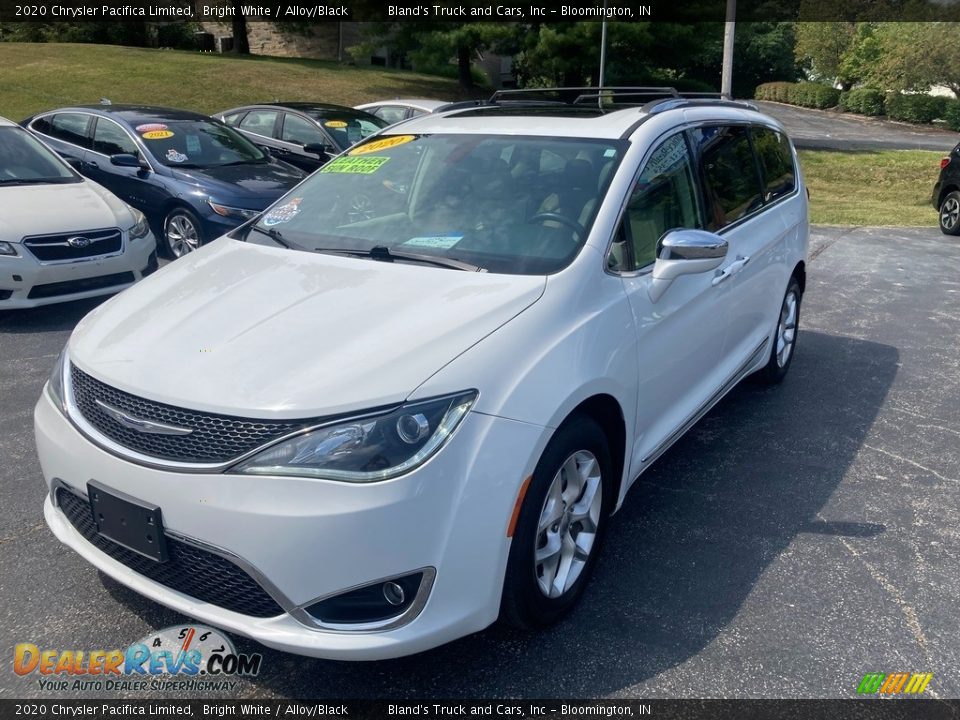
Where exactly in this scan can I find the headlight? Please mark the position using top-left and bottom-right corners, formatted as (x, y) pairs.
(0, 241), (18, 256)
(233, 391), (477, 482)
(127, 208), (149, 240)
(46, 347), (68, 415)
(207, 199), (259, 221)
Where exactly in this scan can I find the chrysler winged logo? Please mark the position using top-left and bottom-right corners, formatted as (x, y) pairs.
(66, 236), (91, 249)
(94, 400), (194, 436)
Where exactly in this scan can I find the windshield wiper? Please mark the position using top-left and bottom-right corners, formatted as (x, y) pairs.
(312, 245), (485, 272)
(248, 224), (306, 250)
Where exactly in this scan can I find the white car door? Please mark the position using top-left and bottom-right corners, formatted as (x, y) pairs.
(612, 131), (731, 480)
(692, 124), (793, 370)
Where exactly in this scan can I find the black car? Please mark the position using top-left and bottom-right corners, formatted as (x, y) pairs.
(933, 142), (960, 235)
(216, 103), (388, 172)
(22, 105), (307, 257)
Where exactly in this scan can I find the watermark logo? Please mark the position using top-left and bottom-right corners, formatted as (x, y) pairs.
(14, 625), (262, 692)
(857, 672), (933, 695)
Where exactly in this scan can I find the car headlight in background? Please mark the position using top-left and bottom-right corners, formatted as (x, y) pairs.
(207, 199), (259, 221)
(0, 241), (18, 256)
(127, 208), (150, 240)
(233, 391), (477, 482)
(46, 348), (68, 415)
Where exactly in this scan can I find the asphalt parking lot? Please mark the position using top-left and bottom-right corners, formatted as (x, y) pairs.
(1, 226), (958, 699)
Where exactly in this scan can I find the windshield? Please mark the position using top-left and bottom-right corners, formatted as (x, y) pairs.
(138, 120), (267, 168)
(241, 133), (626, 275)
(310, 111), (387, 150)
(0, 126), (80, 185)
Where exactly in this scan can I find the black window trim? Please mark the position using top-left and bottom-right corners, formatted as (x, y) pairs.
(748, 125), (798, 207)
(30, 111), (95, 152)
(30, 111), (155, 171)
(89, 116), (152, 169)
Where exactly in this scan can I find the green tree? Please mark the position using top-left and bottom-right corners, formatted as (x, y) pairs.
(868, 22), (960, 97)
(794, 22), (856, 86)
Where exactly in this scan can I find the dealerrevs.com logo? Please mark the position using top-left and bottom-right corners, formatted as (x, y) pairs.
(857, 672), (933, 695)
(14, 625), (262, 693)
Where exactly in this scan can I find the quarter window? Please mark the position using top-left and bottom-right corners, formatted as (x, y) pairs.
(694, 126), (763, 230)
(372, 106), (407, 125)
(618, 133), (702, 271)
(93, 119), (138, 157)
(46, 114), (92, 149)
(239, 110), (279, 138)
(752, 127), (795, 202)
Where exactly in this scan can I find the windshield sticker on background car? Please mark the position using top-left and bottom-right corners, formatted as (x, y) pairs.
(348, 135), (415, 156)
(186, 135), (202, 154)
(135, 123), (168, 134)
(165, 149), (188, 163)
(320, 156), (390, 174)
(324, 120), (348, 128)
(262, 198), (302, 226)
(142, 130), (174, 140)
(402, 234), (464, 250)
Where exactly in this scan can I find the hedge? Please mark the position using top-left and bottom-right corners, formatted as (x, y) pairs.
(946, 101), (960, 131)
(838, 88), (885, 116)
(754, 81), (840, 109)
(885, 93), (948, 124)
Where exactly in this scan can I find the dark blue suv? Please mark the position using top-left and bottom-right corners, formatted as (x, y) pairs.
(23, 105), (306, 257)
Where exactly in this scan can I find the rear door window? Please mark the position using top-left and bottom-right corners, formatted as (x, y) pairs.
(239, 110), (279, 139)
(280, 113), (325, 147)
(693, 125), (763, 230)
(751, 127), (796, 203)
(47, 113), (93, 149)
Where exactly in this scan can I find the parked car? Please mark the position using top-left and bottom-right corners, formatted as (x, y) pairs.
(354, 98), (457, 125)
(216, 103), (387, 172)
(22, 105), (306, 258)
(36, 92), (808, 660)
(0, 116), (157, 309)
(932, 143), (960, 235)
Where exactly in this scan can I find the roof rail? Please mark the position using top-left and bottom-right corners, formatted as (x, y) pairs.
(489, 86), (681, 105)
(643, 97), (759, 113)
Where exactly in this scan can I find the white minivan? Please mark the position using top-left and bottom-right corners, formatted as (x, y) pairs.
(35, 93), (808, 659)
(0, 117), (157, 309)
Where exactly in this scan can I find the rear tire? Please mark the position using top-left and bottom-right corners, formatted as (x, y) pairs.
(755, 277), (802, 386)
(500, 415), (613, 629)
(938, 190), (960, 235)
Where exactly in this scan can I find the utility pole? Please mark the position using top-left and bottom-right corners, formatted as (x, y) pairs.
(721, 0), (736, 99)
(598, 0), (608, 109)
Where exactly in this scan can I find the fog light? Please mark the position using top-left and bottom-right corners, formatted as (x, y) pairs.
(304, 571), (427, 627)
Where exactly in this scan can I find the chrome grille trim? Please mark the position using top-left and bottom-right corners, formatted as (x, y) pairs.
(22, 227), (123, 264)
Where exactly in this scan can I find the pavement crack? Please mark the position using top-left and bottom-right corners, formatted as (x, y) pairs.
(809, 226), (859, 263)
(837, 536), (933, 671)
(863, 443), (959, 485)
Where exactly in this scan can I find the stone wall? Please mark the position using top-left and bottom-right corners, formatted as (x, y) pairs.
(200, 22), (361, 61)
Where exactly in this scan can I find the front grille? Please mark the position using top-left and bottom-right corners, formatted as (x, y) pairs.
(70, 365), (315, 464)
(28, 272), (134, 299)
(23, 228), (122, 262)
(56, 486), (285, 618)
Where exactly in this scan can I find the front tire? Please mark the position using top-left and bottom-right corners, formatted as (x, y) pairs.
(939, 190), (960, 235)
(755, 277), (802, 385)
(162, 208), (204, 259)
(501, 415), (613, 629)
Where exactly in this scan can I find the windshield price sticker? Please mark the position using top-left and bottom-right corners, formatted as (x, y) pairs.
(142, 130), (174, 140)
(320, 156), (390, 174)
(403, 234), (464, 249)
(349, 135), (415, 156)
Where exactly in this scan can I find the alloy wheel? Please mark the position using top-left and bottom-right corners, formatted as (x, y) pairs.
(941, 197), (960, 231)
(166, 214), (201, 257)
(776, 290), (799, 368)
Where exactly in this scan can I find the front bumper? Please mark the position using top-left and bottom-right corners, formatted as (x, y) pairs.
(35, 389), (543, 659)
(0, 235), (156, 310)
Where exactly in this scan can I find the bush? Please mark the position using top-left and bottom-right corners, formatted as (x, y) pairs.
(838, 88), (885, 116)
(885, 93), (948, 124)
(789, 82), (841, 109)
(755, 81), (839, 109)
(946, 100), (960, 131)
(754, 82), (794, 103)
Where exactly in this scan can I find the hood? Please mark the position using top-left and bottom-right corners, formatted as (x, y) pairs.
(168, 161), (304, 207)
(0, 180), (133, 241)
(69, 239), (546, 418)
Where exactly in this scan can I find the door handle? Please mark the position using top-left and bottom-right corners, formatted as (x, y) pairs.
(711, 255), (750, 286)
(85, 160), (99, 169)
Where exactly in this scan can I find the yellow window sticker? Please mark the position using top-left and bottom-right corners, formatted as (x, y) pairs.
(349, 135), (415, 156)
(324, 120), (348, 128)
(320, 156), (390, 174)
(142, 130), (174, 140)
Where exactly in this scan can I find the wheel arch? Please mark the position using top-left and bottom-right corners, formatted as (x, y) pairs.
(938, 183), (959, 208)
(557, 393), (628, 509)
(792, 260), (806, 294)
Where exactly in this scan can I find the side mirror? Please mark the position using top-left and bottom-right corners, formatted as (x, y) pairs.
(303, 143), (331, 158)
(648, 229), (728, 303)
(110, 153), (141, 168)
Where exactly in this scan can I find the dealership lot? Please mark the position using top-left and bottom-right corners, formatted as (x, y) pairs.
(1, 226), (958, 698)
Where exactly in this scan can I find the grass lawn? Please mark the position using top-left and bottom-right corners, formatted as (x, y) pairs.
(0, 43), (468, 121)
(798, 149), (942, 227)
